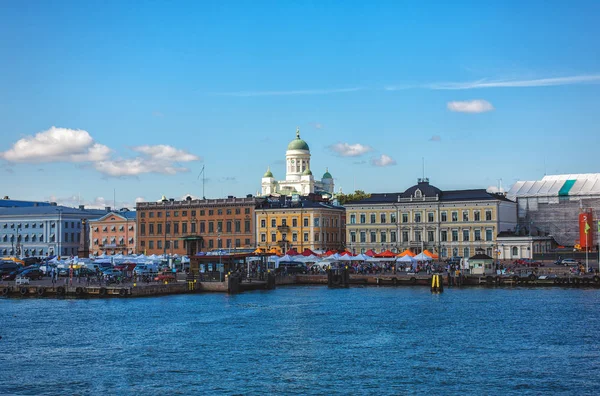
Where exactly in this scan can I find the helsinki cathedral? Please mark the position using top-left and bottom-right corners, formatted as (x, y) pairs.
(261, 128), (334, 196)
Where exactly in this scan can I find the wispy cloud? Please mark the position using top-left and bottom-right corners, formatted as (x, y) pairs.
(328, 142), (373, 157)
(215, 87), (363, 97)
(310, 122), (323, 129)
(429, 135), (442, 142)
(152, 111), (164, 117)
(429, 74), (600, 90)
(447, 99), (494, 113)
(371, 154), (396, 167)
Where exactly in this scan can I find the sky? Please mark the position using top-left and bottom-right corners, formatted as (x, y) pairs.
(1, 0), (599, 208)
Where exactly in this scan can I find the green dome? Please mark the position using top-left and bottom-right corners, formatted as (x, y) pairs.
(287, 128), (310, 151)
(263, 167), (274, 178)
(322, 167), (332, 179)
(302, 168), (313, 176)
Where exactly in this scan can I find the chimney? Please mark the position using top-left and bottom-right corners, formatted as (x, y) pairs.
(79, 205), (85, 210)
(50, 202), (57, 206)
(3, 196), (9, 200)
(105, 206), (111, 212)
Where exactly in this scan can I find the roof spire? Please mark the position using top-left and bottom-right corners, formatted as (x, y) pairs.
(296, 127), (300, 139)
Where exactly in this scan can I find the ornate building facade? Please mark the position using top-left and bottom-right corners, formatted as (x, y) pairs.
(261, 128), (334, 196)
(344, 179), (518, 259)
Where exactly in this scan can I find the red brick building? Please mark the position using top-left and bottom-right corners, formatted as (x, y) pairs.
(136, 196), (256, 256)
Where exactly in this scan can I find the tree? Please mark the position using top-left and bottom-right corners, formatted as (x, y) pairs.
(337, 190), (371, 205)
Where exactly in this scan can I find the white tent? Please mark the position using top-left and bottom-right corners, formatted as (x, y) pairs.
(353, 253), (370, 261)
(413, 252), (433, 261)
(396, 255), (416, 263)
(277, 254), (299, 263)
(338, 254), (355, 262)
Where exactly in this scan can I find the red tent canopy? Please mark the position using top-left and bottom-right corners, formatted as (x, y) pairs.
(324, 250), (336, 256)
(375, 250), (396, 258)
(364, 249), (377, 257)
(340, 251), (353, 256)
(301, 248), (317, 256)
(286, 249), (300, 256)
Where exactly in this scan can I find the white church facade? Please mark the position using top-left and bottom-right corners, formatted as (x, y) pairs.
(261, 128), (334, 196)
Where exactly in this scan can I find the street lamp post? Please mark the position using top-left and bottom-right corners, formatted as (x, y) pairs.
(161, 197), (168, 261)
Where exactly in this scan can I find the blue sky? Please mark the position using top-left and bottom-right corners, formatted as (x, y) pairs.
(1, 1), (599, 208)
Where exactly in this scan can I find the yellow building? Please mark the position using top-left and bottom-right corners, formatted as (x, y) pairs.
(255, 196), (345, 253)
(345, 179), (517, 259)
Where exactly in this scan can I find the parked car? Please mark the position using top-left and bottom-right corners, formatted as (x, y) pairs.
(19, 268), (44, 280)
(0, 261), (21, 276)
(102, 269), (122, 277)
(561, 258), (580, 266)
(154, 272), (176, 282)
(2, 270), (20, 281)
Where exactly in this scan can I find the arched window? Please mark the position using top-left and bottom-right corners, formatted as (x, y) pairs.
(452, 247), (458, 257)
(512, 246), (519, 256)
(414, 189), (422, 198)
(463, 248), (470, 258)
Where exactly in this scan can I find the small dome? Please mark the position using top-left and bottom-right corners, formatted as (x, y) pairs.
(263, 167), (274, 178)
(401, 179), (441, 198)
(302, 168), (312, 176)
(287, 127), (310, 151)
(322, 167), (333, 179)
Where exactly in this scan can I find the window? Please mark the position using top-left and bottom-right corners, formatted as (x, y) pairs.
(191, 222), (197, 233)
(303, 233), (309, 242)
(360, 232), (366, 243)
(370, 214), (376, 223)
(350, 232), (356, 243)
(451, 230), (458, 242)
(157, 240), (162, 249)
(157, 224), (163, 235)
(414, 212), (421, 223)
(245, 238), (250, 245)
(217, 221), (223, 233)
(149, 241), (154, 249)
(474, 211), (481, 221)
(226, 221), (232, 233)
(217, 209), (222, 215)
(271, 233), (276, 242)
(391, 213), (397, 223)
(315, 233), (320, 242)
(350, 214), (356, 224)
(208, 240), (214, 248)
(261, 219), (266, 228)
(244, 220), (250, 233)
(199, 210), (204, 216)
(380, 213), (386, 223)
(208, 210), (214, 216)
(390, 231), (397, 242)
(486, 229), (493, 241)
(303, 218), (308, 227)
(226, 209), (231, 215)
(463, 211), (469, 222)
(440, 230), (447, 242)
(512, 247), (519, 256)
(292, 233), (297, 242)
(292, 218), (297, 227)
(235, 208), (240, 215)
(402, 231), (409, 242)
(200, 222), (205, 233)
(282, 219), (287, 226)
(65, 222), (68, 228)
(463, 248), (470, 258)
(314, 218), (320, 227)
(64, 233), (69, 242)
(235, 221), (241, 233)
(208, 222), (214, 233)
(271, 219), (276, 228)
(485, 210), (492, 221)
(261, 233), (266, 242)
(182, 223), (188, 234)
(402, 213), (408, 223)
(235, 239), (241, 247)
(380, 232), (387, 243)
(360, 214), (366, 224)
(414, 231), (422, 242)
(474, 230), (481, 241)
(157, 212), (162, 218)
(428, 231), (434, 242)
(463, 230), (470, 241)
(451, 212), (458, 222)
(245, 208), (250, 214)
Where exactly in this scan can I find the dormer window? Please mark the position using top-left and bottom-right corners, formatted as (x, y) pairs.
(414, 189), (422, 198)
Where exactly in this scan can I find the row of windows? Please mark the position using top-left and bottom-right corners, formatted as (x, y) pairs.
(139, 220), (251, 236)
(140, 238), (251, 249)
(349, 229), (495, 244)
(259, 232), (339, 243)
(140, 208), (252, 218)
(1, 248), (54, 256)
(93, 226), (134, 232)
(348, 210), (494, 224)
(93, 238), (134, 245)
(1, 221), (84, 230)
(259, 217), (340, 228)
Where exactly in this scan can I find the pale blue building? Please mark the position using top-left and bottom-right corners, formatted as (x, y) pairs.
(0, 204), (107, 258)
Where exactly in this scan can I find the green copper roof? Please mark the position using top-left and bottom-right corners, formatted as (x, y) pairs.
(287, 128), (310, 151)
(263, 167), (274, 178)
(302, 168), (313, 176)
(322, 167), (332, 179)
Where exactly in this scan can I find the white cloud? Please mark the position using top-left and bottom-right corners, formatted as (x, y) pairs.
(0, 126), (111, 163)
(47, 195), (137, 210)
(429, 135), (442, 141)
(132, 145), (200, 162)
(215, 87), (363, 97)
(328, 142), (373, 157)
(429, 74), (600, 90)
(447, 99), (494, 113)
(371, 154), (397, 167)
(135, 197), (146, 203)
(94, 158), (189, 177)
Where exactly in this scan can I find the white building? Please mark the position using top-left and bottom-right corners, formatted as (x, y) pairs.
(261, 128), (334, 196)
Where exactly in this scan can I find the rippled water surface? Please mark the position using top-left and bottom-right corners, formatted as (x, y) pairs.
(2, 286), (600, 395)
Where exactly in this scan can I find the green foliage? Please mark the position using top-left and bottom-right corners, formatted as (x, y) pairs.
(337, 190), (371, 205)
